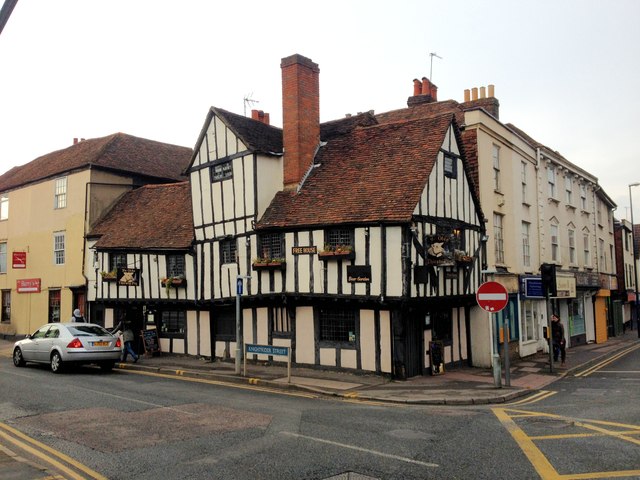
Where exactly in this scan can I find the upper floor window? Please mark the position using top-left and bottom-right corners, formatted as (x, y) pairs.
(599, 238), (606, 270)
(54, 177), (67, 209)
(166, 254), (185, 278)
(211, 161), (232, 182)
(583, 233), (591, 266)
(547, 166), (556, 198)
(521, 162), (527, 201)
(0, 242), (5, 274)
(258, 233), (284, 261)
(1, 290), (10, 323)
(492, 145), (500, 191)
(443, 154), (457, 179)
(494, 213), (504, 264)
(325, 228), (354, 250)
(0, 196), (8, 220)
(550, 224), (560, 262)
(220, 238), (237, 264)
(521, 221), (531, 267)
(568, 229), (576, 264)
(53, 232), (65, 265)
(565, 175), (573, 205)
(580, 184), (588, 210)
(110, 253), (127, 272)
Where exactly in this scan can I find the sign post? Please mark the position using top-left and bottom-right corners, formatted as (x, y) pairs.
(235, 275), (251, 375)
(476, 281), (509, 388)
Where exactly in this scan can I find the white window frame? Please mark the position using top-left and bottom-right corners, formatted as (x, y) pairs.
(492, 145), (500, 191)
(580, 184), (587, 210)
(54, 231), (65, 265)
(521, 221), (531, 267)
(565, 175), (573, 205)
(0, 196), (8, 221)
(568, 229), (576, 264)
(0, 243), (6, 274)
(583, 233), (591, 266)
(521, 162), (527, 201)
(551, 224), (560, 262)
(54, 177), (67, 209)
(494, 213), (504, 264)
(548, 166), (556, 198)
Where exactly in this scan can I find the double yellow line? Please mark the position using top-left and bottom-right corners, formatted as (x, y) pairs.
(575, 343), (640, 377)
(0, 422), (107, 480)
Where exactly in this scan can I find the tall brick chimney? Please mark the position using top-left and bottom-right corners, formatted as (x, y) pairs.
(281, 54), (320, 190)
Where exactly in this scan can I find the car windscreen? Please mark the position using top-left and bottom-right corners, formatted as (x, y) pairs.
(68, 325), (112, 337)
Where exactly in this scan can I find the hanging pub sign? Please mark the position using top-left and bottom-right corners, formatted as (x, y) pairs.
(425, 234), (456, 267)
(347, 265), (371, 283)
(117, 268), (140, 286)
(12, 252), (26, 269)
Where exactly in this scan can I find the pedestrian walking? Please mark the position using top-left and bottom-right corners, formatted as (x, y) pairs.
(122, 324), (139, 363)
(70, 308), (86, 322)
(551, 313), (566, 366)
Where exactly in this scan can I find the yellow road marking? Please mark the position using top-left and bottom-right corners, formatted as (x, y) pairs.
(493, 408), (640, 479)
(504, 390), (556, 406)
(0, 422), (107, 480)
(575, 344), (640, 377)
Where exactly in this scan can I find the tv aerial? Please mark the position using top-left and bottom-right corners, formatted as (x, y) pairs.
(429, 52), (443, 81)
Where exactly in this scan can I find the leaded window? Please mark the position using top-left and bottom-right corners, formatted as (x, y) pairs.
(258, 233), (284, 261)
(220, 238), (237, 264)
(166, 254), (185, 277)
(160, 310), (185, 335)
(319, 307), (356, 343)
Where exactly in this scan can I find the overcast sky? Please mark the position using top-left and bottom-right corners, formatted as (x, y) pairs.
(1, 0), (639, 217)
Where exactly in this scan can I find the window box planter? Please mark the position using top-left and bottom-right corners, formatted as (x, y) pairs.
(252, 259), (286, 271)
(101, 271), (117, 282)
(161, 277), (187, 288)
(318, 250), (355, 261)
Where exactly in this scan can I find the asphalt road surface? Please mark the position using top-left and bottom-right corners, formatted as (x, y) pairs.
(1, 347), (638, 480)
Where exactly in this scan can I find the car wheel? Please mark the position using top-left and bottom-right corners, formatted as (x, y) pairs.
(13, 347), (25, 367)
(50, 351), (64, 373)
(99, 361), (115, 372)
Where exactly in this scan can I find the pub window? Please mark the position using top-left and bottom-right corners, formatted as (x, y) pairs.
(53, 231), (65, 265)
(211, 160), (233, 182)
(1, 290), (10, 323)
(220, 238), (237, 264)
(110, 253), (127, 272)
(325, 228), (353, 250)
(271, 307), (291, 335)
(0, 196), (8, 220)
(443, 154), (457, 179)
(318, 307), (356, 343)
(54, 176), (67, 209)
(215, 309), (236, 340)
(258, 233), (284, 260)
(166, 254), (185, 278)
(159, 310), (185, 336)
(430, 309), (452, 342)
(49, 289), (61, 323)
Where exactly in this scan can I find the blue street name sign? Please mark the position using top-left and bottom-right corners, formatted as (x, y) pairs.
(246, 344), (289, 356)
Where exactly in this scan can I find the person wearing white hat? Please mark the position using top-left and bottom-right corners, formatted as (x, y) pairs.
(70, 308), (86, 322)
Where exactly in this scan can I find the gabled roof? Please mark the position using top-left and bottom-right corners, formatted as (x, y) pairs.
(257, 113), (458, 229)
(91, 182), (193, 250)
(0, 133), (192, 193)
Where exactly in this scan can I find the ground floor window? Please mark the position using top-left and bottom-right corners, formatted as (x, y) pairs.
(430, 309), (452, 342)
(318, 307), (356, 343)
(48, 290), (61, 323)
(215, 309), (235, 340)
(568, 297), (585, 336)
(159, 310), (185, 336)
(521, 299), (540, 342)
(494, 296), (519, 342)
(271, 307), (291, 336)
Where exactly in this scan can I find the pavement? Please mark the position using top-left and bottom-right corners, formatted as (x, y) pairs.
(1, 329), (639, 479)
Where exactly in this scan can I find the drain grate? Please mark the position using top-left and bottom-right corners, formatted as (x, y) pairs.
(323, 473), (380, 480)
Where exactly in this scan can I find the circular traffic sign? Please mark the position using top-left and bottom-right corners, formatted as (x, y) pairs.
(476, 281), (508, 313)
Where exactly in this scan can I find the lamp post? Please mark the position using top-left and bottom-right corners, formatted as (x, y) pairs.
(629, 183), (640, 338)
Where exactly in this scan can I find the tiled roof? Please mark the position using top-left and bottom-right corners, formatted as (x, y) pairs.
(257, 113), (457, 229)
(91, 182), (193, 250)
(0, 133), (192, 193)
(375, 100), (464, 126)
(320, 112), (378, 141)
(213, 107), (283, 154)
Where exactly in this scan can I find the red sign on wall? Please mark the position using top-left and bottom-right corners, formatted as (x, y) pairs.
(12, 252), (27, 269)
(17, 278), (41, 293)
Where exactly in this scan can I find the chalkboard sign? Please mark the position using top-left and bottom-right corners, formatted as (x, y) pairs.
(141, 329), (161, 355)
(429, 340), (444, 376)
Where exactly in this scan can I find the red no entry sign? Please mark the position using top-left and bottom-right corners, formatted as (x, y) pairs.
(476, 281), (508, 313)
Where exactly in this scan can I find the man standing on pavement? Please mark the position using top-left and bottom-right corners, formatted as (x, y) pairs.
(122, 323), (139, 363)
(551, 314), (566, 366)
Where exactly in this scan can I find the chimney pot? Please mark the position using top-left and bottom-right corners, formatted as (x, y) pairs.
(480, 86), (486, 99)
(413, 79), (422, 96)
(73, 138), (78, 145)
(488, 84), (495, 97)
(472, 87), (478, 101)
(464, 89), (471, 102)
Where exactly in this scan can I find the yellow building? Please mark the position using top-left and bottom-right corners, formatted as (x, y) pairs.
(0, 134), (191, 336)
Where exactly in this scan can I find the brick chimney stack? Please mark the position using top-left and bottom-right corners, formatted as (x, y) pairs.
(251, 109), (270, 125)
(407, 77), (438, 106)
(281, 54), (320, 190)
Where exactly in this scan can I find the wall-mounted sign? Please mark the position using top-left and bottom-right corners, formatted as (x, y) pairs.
(17, 278), (41, 293)
(425, 234), (456, 267)
(292, 246), (317, 255)
(117, 268), (140, 286)
(522, 277), (544, 298)
(12, 252), (26, 269)
(347, 265), (371, 283)
(556, 274), (577, 298)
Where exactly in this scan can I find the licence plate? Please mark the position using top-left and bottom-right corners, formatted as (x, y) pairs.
(93, 341), (109, 347)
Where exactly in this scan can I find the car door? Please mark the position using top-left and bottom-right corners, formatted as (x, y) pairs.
(23, 325), (50, 362)
(40, 325), (61, 361)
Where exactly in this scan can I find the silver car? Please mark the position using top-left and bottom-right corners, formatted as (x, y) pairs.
(13, 322), (123, 373)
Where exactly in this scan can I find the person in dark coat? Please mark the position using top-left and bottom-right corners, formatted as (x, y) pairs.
(70, 309), (86, 322)
(551, 314), (566, 366)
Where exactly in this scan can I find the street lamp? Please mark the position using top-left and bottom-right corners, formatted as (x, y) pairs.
(629, 183), (640, 338)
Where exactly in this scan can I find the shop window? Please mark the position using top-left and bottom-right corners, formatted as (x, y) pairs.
(1, 290), (10, 323)
(49, 290), (61, 323)
(159, 311), (185, 336)
(494, 297), (519, 342)
(318, 307), (356, 343)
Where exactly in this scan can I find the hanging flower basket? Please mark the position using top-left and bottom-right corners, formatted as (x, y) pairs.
(252, 258), (286, 271)
(161, 277), (187, 288)
(318, 245), (355, 261)
(101, 270), (117, 281)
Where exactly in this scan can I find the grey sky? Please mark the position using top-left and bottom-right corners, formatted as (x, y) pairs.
(1, 0), (639, 215)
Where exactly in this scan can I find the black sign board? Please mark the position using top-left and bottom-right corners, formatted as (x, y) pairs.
(347, 265), (371, 283)
(141, 329), (161, 355)
(429, 340), (445, 375)
(117, 268), (140, 286)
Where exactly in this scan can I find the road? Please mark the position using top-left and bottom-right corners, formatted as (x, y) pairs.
(1, 347), (639, 480)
